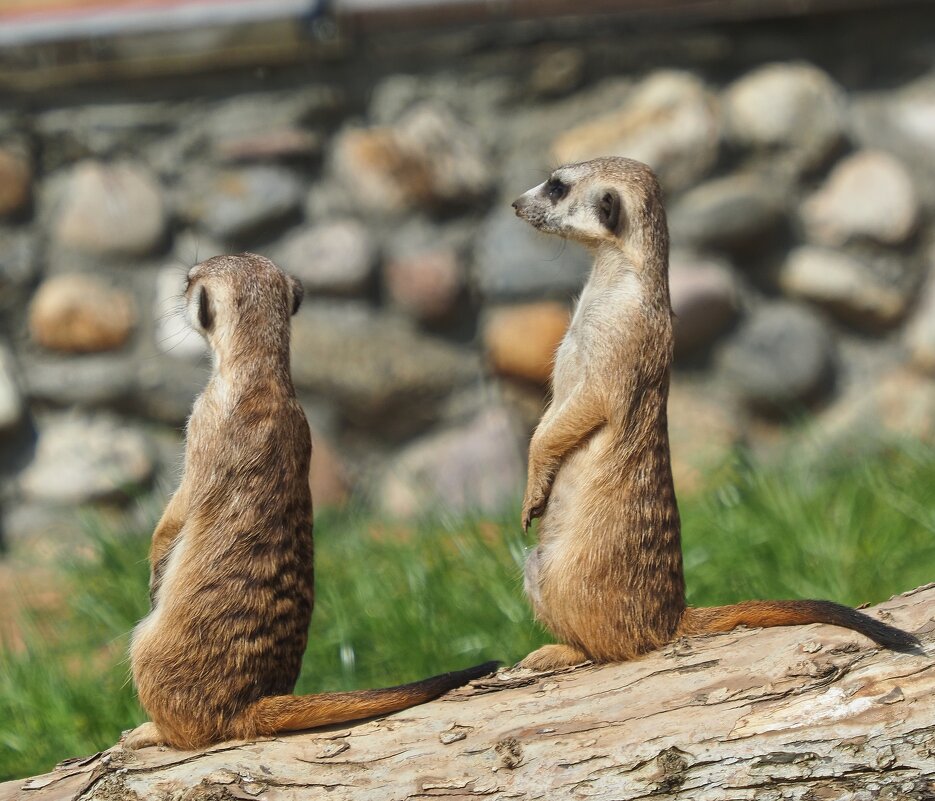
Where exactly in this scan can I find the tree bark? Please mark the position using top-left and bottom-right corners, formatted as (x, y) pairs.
(3, 584), (934, 801)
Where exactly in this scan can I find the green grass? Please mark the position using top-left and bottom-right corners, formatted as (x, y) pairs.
(2, 443), (934, 782)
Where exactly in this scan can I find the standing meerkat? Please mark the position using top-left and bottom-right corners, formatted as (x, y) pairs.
(126, 253), (496, 750)
(511, 157), (920, 671)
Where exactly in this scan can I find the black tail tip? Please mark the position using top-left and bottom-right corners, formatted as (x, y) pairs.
(873, 626), (924, 653)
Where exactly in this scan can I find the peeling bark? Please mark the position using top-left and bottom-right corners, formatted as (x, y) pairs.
(3, 585), (934, 801)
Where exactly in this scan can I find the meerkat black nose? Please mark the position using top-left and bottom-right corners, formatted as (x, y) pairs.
(512, 198), (524, 215)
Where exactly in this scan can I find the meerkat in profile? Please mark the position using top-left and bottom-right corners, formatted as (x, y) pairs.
(125, 254), (495, 750)
(511, 157), (919, 671)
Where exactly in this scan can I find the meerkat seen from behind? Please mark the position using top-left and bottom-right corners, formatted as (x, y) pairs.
(126, 254), (496, 750)
(511, 157), (920, 671)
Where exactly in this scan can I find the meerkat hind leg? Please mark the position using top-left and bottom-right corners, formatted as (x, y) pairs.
(122, 721), (166, 750)
(519, 643), (590, 672)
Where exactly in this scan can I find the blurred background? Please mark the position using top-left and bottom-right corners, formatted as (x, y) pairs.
(2, 0), (935, 781)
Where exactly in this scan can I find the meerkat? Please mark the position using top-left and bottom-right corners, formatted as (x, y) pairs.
(125, 253), (496, 750)
(511, 157), (920, 671)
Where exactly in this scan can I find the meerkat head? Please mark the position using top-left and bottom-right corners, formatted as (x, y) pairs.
(512, 157), (667, 258)
(184, 253), (303, 354)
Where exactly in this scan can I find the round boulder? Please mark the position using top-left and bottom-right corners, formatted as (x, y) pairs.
(29, 274), (136, 354)
(720, 303), (836, 415)
(802, 150), (918, 246)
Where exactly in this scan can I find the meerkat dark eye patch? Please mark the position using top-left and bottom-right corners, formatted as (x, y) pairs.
(197, 285), (214, 331)
(598, 190), (622, 233)
(546, 178), (569, 203)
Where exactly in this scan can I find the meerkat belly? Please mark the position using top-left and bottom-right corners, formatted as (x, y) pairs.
(529, 431), (680, 659)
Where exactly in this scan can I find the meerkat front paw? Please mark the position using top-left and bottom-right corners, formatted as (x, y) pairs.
(121, 721), (166, 750)
(519, 644), (590, 672)
(521, 479), (551, 531)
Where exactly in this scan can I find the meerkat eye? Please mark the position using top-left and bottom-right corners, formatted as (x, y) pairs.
(546, 178), (568, 203)
(597, 190), (622, 233)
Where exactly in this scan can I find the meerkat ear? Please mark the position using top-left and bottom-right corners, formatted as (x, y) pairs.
(197, 285), (214, 331)
(288, 275), (304, 315)
(597, 189), (622, 234)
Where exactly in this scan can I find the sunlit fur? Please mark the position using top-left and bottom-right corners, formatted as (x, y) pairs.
(127, 254), (495, 750)
(513, 158), (919, 671)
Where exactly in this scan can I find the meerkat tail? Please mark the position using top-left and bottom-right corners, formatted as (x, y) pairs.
(678, 601), (920, 651)
(246, 661), (500, 735)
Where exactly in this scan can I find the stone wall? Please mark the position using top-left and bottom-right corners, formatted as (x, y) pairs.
(2, 4), (935, 548)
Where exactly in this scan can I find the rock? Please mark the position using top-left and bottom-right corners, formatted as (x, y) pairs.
(801, 150), (918, 246)
(309, 430), (350, 509)
(724, 62), (846, 169)
(668, 174), (784, 251)
(0, 145), (32, 218)
(527, 47), (586, 98)
(23, 354), (137, 409)
(53, 160), (167, 257)
(551, 71), (719, 192)
(153, 265), (210, 360)
(332, 102), (492, 214)
(181, 166), (304, 242)
(383, 248), (463, 323)
(19, 414), (155, 505)
(720, 303), (836, 415)
(0, 343), (23, 435)
(779, 246), (910, 331)
(290, 303), (480, 435)
(135, 358), (210, 425)
(29, 274), (136, 354)
(274, 220), (375, 295)
(851, 77), (935, 208)
(667, 380), (744, 495)
(215, 128), (322, 163)
(906, 262), (935, 375)
(378, 406), (525, 518)
(815, 368), (935, 448)
(669, 253), (738, 357)
(483, 302), (569, 385)
(0, 229), (38, 320)
(475, 206), (591, 299)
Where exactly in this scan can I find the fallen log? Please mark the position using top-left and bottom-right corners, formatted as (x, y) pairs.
(3, 584), (933, 801)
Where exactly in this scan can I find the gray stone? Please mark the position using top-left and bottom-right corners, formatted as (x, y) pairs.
(551, 70), (720, 192)
(0, 229), (39, 321)
(23, 354), (138, 409)
(181, 166), (304, 242)
(19, 414), (155, 505)
(720, 303), (836, 414)
(851, 77), (935, 208)
(331, 102), (493, 214)
(527, 47), (586, 98)
(724, 62), (846, 169)
(668, 174), (784, 251)
(290, 302), (480, 435)
(135, 358), (210, 426)
(475, 206), (591, 299)
(669, 252), (738, 357)
(53, 160), (167, 257)
(273, 220), (375, 295)
(801, 150), (918, 246)
(0, 343), (23, 435)
(378, 405), (525, 518)
(779, 246), (910, 331)
(153, 264), (210, 361)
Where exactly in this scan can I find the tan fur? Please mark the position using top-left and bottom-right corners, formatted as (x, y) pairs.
(127, 253), (495, 750)
(513, 158), (918, 670)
